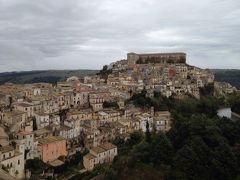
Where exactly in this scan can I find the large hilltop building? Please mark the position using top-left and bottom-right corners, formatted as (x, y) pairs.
(127, 52), (186, 65)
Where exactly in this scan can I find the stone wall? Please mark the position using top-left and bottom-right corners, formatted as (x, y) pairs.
(127, 52), (186, 65)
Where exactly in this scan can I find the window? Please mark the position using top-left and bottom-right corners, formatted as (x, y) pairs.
(18, 160), (20, 165)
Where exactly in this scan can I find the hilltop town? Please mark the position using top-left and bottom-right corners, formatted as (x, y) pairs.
(0, 52), (237, 179)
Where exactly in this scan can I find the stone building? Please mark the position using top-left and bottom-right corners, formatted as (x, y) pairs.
(83, 142), (117, 170)
(0, 111), (27, 132)
(37, 136), (67, 163)
(15, 131), (34, 160)
(0, 145), (25, 179)
(214, 81), (236, 97)
(127, 52), (186, 65)
(154, 111), (172, 132)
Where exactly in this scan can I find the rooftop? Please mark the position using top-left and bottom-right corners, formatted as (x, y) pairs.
(99, 142), (117, 151)
(128, 52), (186, 56)
(59, 125), (72, 131)
(38, 136), (66, 145)
(68, 108), (92, 115)
(3, 110), (25, 116)
(84, 153), (96, 160)
(0, 146), (14, 153)
(17, 131), (33, 136)
(16, 102), (33, 107)
(91, 146), (105, 154)
(49, 159), (64, 167)
(155, 111), (171, 116)
(0, 169), (16, 180)
(34, 128), (51, 136)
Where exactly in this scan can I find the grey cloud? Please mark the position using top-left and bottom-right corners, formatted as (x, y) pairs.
(0, 0), (239, 72)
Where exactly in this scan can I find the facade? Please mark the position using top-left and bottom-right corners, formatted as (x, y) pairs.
(14, 103), (35, 118)
(71, 90), (90, 108)
(35, 112), (50, 129)
(89, 92), (106, 112)
(214, 81), (237, 96)
(83, 142), (117, 170)
(0, 145), (25, 179)
(127, 52), (186, 65)
(0, 111), (26, 127)
(15, 131), (34, 159)
(37, 136), (67, 163)
(0, 111), (27, 132)
(137, 113), (154, 132)
(58, 125), (76, 139)
(154, 111), (172, 132)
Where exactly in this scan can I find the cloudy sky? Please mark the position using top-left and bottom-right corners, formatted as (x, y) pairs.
(0, 0), (239, 72)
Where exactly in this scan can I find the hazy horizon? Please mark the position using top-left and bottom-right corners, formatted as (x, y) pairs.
(1, 67), (240, 74)
(0, 0), (240, 72)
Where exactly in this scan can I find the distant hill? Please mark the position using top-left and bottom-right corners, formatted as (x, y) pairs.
(0, 69), (239, 88)
(0, 70), (99, 85)
(212, 69), (240, 89)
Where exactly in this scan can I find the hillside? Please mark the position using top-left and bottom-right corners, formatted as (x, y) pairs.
(0, 70), (99, 85)
(0, 69), (239, 87)
(212, 69), (240, 89)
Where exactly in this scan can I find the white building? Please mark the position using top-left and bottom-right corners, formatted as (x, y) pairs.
(83, 143), (117, 171)
(0, 145), (25, 179)
(15, 131), (34, 160)
(137, 113), (154, 132)
(35, 113), (50, 129)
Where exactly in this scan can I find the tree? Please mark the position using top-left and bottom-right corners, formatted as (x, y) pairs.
(210, 142), (239, 180)
(145, 121), (151, 143)
(8, 96), (13, 111)
(171, 136), (213, 180)
(59, 109), (69, 124)
(199, 84), (214, 96)
(127, 131), (143, 146)
(197, 97), (219, 118)
(97, 65), (112, 82)
(150, 133), (174, 165)
(217, 117), (240, 146)
(32, 116), (38, 131)
(129, 89), (133, 97)
(103, 101), (119, 109)
(231, 95), (240, 114)
(79, 132), (85, 147)
(133, 142), (151, 164)
(74, 151), (83, 165)
(26, 158), (48, 174)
